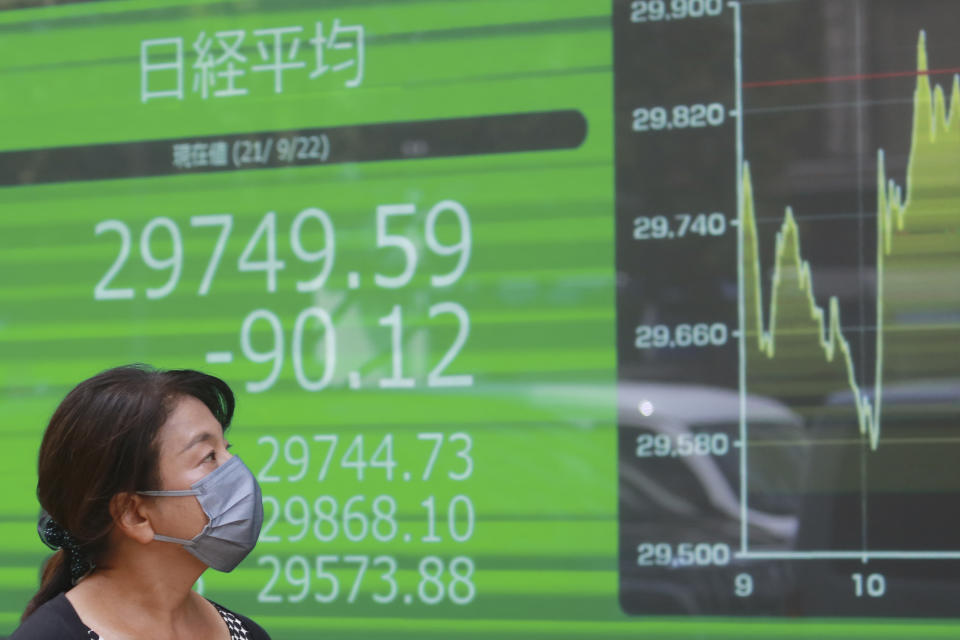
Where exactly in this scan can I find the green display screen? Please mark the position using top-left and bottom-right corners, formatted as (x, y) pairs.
(1, 1), (958, 638)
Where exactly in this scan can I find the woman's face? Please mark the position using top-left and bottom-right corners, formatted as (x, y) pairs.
(147, 395), (232, 540)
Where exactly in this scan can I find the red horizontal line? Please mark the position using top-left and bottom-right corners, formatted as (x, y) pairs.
(743, 66), (960, 89)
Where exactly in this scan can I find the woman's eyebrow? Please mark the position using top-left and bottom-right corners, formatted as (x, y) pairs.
(179, 431), (217, 454)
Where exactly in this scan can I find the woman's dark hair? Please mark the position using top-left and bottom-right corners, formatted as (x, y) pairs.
(21, 364), (234, 621)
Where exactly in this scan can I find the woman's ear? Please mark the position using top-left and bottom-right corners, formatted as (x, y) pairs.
(109, 492), (156, 545)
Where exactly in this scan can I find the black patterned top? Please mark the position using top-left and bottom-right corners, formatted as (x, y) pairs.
(10, 593), (271, 640)
(211, 603), (255, 640)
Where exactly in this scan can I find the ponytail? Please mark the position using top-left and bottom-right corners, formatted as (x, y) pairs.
(22, 550), (72, 621)
(21, 513), (96, 621)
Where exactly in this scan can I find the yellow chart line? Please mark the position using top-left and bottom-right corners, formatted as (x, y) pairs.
(741, 31), (956, 452)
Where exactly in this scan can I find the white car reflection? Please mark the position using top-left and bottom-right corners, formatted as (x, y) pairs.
(619, 383), (805, 543)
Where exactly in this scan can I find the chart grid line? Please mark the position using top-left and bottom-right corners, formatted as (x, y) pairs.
(738, 551), (960, 561)
(731, 0), (748, 556)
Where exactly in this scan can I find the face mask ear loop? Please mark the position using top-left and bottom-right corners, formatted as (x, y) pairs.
(152, 533), (199, 546)
(138, 489), (200, 497)
(137, 489), (205, 545)
(137, 457), (240, 498)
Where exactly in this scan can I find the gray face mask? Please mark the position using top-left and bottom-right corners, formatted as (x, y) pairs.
(138, 455), (264, 572)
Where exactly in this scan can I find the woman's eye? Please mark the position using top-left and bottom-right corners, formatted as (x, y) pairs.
(204, 451), (216, 462)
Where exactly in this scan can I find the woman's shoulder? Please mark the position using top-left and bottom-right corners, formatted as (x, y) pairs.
(8, 594), (90, 639)
(208, 600), (271, 640)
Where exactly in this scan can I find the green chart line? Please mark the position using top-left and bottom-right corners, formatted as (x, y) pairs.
(741, 31), (960, 452)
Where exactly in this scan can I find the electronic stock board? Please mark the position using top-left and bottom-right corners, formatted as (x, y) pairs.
(1, 1), (959, 638)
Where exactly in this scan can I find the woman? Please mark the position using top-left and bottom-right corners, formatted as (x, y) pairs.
(11, 365), (270, 639)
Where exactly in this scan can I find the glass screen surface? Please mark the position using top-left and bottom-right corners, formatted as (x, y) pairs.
(1, 1), (958, 637)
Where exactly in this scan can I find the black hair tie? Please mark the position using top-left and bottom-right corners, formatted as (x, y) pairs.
(37, 511), (94, 583)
